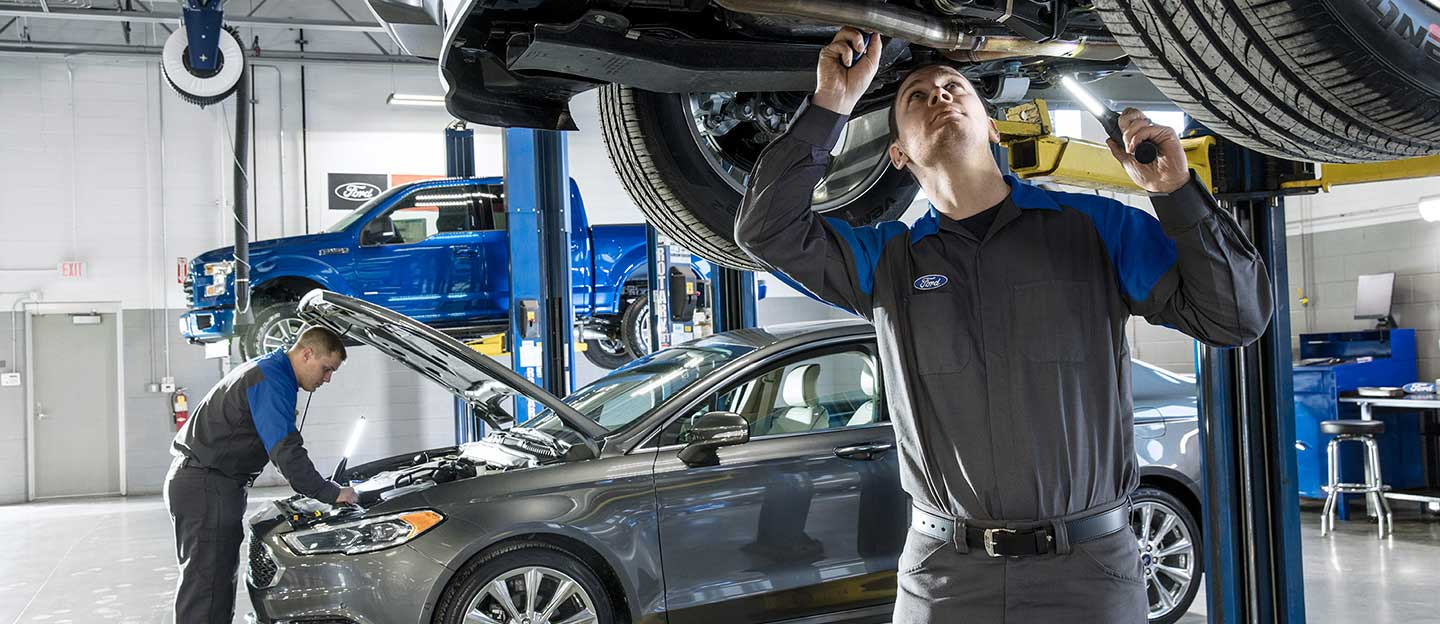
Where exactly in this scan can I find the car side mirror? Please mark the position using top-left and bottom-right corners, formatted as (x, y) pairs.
(677, 411), (749, 468)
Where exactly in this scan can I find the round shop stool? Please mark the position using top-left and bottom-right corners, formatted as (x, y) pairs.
(1319, 419), (1392, 539)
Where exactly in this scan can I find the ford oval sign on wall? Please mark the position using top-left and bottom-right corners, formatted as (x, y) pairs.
(914, 274), (948, 291)
(335, 182), (381, 201)
(327, 173), (389, 210)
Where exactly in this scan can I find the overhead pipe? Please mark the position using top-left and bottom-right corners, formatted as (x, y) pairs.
(0, 41), (428, 66)
(714, 0), (1126, 62)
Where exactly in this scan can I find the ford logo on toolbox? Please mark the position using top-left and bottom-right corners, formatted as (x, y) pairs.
(914, 274), (948, 290)
(334, 182), (381, 201)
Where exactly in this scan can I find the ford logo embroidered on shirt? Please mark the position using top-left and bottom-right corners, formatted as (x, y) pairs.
(914, 274), (948, 290)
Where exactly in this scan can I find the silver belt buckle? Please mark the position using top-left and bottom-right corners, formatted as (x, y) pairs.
(983, 528), (1015, 558)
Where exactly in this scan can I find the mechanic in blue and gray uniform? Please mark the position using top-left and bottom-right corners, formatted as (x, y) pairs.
(737, 28), (1272, 622)
(165, 326), (357, 623)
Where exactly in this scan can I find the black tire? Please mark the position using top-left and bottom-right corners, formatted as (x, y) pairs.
(1131, 486), (1203, 624)
(582, 318), (634, 370)
(238, 302), (304, 360)
(1091, 0), (1440, 163)
(599, 86), (920, 270)
(620, 296), (651, 358)
(433, 542), (616, 624)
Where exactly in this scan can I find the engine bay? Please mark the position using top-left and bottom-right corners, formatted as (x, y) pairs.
(264, 428), (583, 531)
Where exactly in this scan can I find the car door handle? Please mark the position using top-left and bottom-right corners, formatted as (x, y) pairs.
(452, 248), (477, 257)
(834, 442), (895, 460)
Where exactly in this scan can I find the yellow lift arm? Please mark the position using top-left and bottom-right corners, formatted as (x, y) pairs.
(995, 99), (1440, 195)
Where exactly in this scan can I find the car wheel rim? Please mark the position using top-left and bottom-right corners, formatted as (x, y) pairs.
(1132, 499), (1196, 621)
(463, 565), (598, 624)
(261, 318), (305, 353)
(593, 336), (626, 356)
(684, 92), (894, 213)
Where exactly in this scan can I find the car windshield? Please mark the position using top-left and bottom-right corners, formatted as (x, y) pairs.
(523, 343), (752, 435)
(324, 185), (406, 233)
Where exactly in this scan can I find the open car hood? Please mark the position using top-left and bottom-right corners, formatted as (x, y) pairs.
(296, 290), (607, 440)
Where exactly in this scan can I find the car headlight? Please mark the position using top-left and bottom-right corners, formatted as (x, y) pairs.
(282, 509), (444, 556)
(204, 283), (227, 297)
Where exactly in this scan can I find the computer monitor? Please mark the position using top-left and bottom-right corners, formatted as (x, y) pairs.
(1355, 272), (1396, 326)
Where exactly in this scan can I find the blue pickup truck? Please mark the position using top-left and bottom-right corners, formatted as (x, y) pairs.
(180, 176), (659, 368)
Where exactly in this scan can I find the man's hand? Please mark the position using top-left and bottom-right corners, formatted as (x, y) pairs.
(1106, 108), (1191, 194)
(813, 28), (882, 116)
(334, 487), (358, 505)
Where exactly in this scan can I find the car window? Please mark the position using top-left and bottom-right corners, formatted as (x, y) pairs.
(362, 185), (489, 245)
(1130, 360), (1196, 403)
(521, 345), (750, 438)
(655, 346), (882, 446)
(476, 183), (507, 231)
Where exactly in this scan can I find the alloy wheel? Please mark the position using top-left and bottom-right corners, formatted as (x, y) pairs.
(260, 317), (306, 353)
(1132, 500), (1196, 621)
(684, 92), (894, 213)
(462, 565), (598, 624)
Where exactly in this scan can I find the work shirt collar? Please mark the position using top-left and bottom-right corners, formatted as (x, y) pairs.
(912, 174), (1060, 243)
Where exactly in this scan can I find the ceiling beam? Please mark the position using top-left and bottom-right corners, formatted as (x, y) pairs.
(0, 40), (429, 66)
(0, 6), (386, 33)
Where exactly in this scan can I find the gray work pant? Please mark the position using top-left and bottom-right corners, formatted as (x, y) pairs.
(893, 527), (1148, 623)
(164, 461), (250, 624)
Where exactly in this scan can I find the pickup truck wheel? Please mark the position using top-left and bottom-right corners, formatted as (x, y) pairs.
(582, 324), (633, 370)
(239, 302), (304, 360)
(1091, 0), (1440, 162)
(600, 86), (919, 270)
(621, 297), (651, 358)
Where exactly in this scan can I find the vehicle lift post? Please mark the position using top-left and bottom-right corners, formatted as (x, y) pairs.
(1195, 142), (1307, 624)
(503, 128), (576, 421)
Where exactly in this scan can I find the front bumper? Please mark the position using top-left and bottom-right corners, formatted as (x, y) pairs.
(246, 524), (447, 624)
(180, 307), (234, 342)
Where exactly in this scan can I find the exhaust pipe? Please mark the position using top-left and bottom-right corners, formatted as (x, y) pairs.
(714, 0), (1126, 62)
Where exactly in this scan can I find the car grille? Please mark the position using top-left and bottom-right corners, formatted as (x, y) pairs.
(247, 536), (279, 588)
(183, 279), (195, 307)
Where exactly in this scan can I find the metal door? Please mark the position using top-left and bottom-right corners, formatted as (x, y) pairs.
(30, 313), (121, 499)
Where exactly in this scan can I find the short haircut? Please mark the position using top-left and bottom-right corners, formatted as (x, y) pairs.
(293, 326), (347, 361)
(888, 65), (998, 141)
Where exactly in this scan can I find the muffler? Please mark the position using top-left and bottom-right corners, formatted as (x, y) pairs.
(714, 0), (1126, 62)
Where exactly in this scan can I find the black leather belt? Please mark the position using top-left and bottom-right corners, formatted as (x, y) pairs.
(912, 500), (1130, 558)
(177, 457), (259, 487)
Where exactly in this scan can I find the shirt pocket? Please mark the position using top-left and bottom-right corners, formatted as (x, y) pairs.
(905, 290), (972, 375)
(1011, 280), (1090, 363)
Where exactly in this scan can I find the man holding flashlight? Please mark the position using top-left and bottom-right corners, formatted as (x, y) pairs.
(166, 325), (357, 623)
(736, 28), (1272, 622)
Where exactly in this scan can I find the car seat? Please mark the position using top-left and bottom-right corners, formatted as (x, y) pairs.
(847, 359), (878, 426)
(764, 364), (824, 435)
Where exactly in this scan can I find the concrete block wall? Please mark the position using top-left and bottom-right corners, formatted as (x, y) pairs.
(1288, 219), (1440, 382)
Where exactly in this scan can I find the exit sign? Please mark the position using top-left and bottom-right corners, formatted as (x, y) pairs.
(58, 261), (85, 278)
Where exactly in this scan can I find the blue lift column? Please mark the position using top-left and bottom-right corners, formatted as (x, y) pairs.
(504, 129), (575, 420)
(1197, 142), (1306, 623)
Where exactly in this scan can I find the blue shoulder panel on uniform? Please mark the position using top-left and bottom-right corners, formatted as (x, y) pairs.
(911, 208), (940, 243)
(1056, 191), (1177, 302)
(248, 352), (299, 453)
(821, 217), (909, 296)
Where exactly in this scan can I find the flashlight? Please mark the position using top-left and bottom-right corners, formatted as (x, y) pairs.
(1060, 76), (1159, 165)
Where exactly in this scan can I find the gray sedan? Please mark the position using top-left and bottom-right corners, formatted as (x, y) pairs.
(245, 291), (1202, 624)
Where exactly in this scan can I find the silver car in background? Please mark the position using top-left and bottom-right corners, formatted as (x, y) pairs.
(244, 290), (1202, 624)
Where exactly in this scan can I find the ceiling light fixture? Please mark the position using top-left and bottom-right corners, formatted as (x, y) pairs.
(387, 93), (446, 107)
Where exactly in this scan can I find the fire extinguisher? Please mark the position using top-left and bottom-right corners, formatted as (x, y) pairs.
(172, 389), (190, 431)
